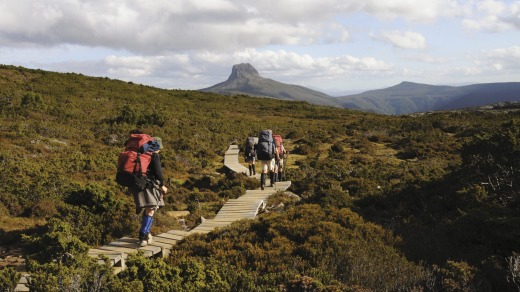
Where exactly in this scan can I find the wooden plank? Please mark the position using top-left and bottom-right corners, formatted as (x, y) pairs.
(153, 236), (180, 246)
(14, 284), (29, 292)
(217, 213), (256, 218)
(224, 201), (264, 205)
(137, 245), (162, 256)
(215, 213), (255, 218)
(166, 230), (191, 237)
(118, 237), (173, 252)
(194, 224), (229, 230)
(216, 210), (256, 215)
(116, 237), (139, 244)
(191, 227), (219, 232)
(214, 215), (252, 220)
(199, 220), (239, 225)
(196, 224), (231, 229)
(158, 232), (186, 240)
(150, 244), (171, 257)
(197, 221), (232, 227)
(218, 207), (258, 212)
(221, 202), (260, 206)
(107, 240), (139, 249)
(221, 203), (261, 207)
(219, 203), (257, 207)
(98, 245), (137, 254)
(110, 237), (163, 256)
(239, 196), (269, 199)
(274, 181), (291, 191)
(88, 248), (125, 256)
(18, 274), (30, 284)
(216, 210), (256, 214)
(221, 202), (259, 206)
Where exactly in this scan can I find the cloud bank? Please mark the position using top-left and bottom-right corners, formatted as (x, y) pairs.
(0, 0), (518, 92)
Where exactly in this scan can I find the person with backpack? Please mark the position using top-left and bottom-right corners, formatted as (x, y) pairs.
(256, 130), (276, 190)
(117, 130), (168, 247)
(244, 136), (257, 176)
(272, 133), (287, 182)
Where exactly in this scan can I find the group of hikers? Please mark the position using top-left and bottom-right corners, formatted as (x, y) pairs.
(116, 129), (286, 247)
(244, 129), (287, 190)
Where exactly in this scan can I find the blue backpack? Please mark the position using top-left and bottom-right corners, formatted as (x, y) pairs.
(256, 130), (274, 160)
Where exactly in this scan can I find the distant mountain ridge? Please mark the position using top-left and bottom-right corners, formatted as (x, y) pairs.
(199, 63), (343, 108)
(337, 81), (520, 115)
(200, 63), (520, 115)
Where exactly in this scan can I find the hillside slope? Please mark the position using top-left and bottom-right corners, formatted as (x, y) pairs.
(1, 65), (520, 291)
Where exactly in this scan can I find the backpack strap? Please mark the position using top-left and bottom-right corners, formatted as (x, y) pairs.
(133, 153), (143, 175)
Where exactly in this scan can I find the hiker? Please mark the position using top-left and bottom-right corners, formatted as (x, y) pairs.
(272, 133), (287, 181)
(256, 130), (276, 190)
(123, 130), (167, 247)
(244, 136), (257, 176)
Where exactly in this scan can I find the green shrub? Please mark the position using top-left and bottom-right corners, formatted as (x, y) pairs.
(0, 267), (19, 291)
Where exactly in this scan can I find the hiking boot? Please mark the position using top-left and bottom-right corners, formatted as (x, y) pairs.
(139, 232), (150, 246)
(146, 234), (154, 245)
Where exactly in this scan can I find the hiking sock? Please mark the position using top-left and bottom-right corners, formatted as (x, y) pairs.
(252, 165), (256, 175)
(145, 215), (154, 235)
(140, 215), (153, 235)
(269, 172), (274, 187)
(278, 171), (282, 181)
(248, 165), (252, 176)
(260, 173), (265, 190)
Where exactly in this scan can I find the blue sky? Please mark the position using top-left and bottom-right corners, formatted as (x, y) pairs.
(0, 0), (519, 95)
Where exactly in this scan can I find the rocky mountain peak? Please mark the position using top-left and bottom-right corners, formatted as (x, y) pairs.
(227, 63), (260, 81)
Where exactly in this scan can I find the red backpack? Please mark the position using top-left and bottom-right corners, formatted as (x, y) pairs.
(273, 134), (284, 159)
(115, 134), (154, 190)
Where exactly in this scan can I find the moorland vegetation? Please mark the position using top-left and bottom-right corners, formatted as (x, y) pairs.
(0, 64), (519, 291)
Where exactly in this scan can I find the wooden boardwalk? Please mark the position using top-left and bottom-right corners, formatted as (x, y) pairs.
(224, 144), (249, 175)
(15, 144), (290, 290)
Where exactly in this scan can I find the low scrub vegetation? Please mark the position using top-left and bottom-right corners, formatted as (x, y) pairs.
(1, 65), (519, 290)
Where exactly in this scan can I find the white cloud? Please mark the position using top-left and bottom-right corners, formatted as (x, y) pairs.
(484, 46), (520, 71)
(0, 0), (468, 53)
(363, 0), (464, 22)
(373, 31), (426, 49)
(505, 2), (520, 29)
(462, 0), (520, 32)
(0, 0), (517, 92)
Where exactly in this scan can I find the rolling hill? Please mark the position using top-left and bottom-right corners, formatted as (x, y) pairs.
(337, 81), (520, 115)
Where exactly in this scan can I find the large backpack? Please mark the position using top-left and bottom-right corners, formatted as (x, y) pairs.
(115, 134), (154, 190)
(245, 136), (257, 157)
(272, 134), (284, 159)
(256, 130), (274, 160)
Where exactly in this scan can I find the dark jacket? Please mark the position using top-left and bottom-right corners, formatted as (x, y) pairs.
(146, 152), (164, 187)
